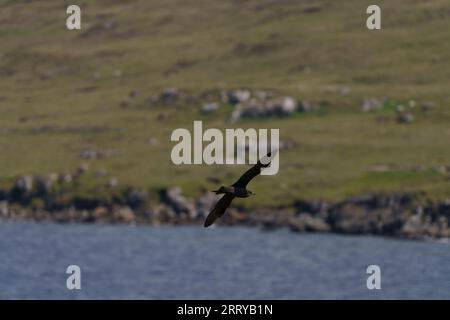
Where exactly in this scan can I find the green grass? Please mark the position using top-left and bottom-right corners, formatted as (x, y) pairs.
(1, 0), (450, 208)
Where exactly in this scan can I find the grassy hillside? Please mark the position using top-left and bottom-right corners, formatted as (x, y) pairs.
(1, 0), (450, 207)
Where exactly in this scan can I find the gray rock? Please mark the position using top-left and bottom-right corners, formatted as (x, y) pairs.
(361, 97), (383, 112)
(230, 107), (242, 123)
(115, 206), (135, 223)
(107, 177), (119, 188)
(126, 189), (148, 209)
(322, 85), (349, 95)
(15, 176), (34, 193)
(201, 102), (220, 114)
(266, 97), (297, 116)
(230, 102), (262, 123)
(253, 90), (273, 101)
(163, 187), (196, 217)
(154, 204), (177, 222)
(77, 163), (90, 175)
(230, 96), (298, 122)
(93, 206), (109, 221)
(224, 89), (251, 105)
(421, 101), (437, 112)
(148, 137), (158, 146)
(0, 201), (9, 218)
(289, 214), (330, 232)
(128, 90), (139, 99)
(196, 191), (220, 218)
(298, 100), (320, 113)
(79, 149), (98, 159)
(149, 88), (188, 106)
(396, 111), (414, 124)
(329, 203), (374, 234)
(59, 174), (73, 184)
(113, 69), (122, 77)
(79, 149), (121, 160)
(35, 176), (54, 196)
(260, 215), (281, 230)
(160, 88), (180, 104)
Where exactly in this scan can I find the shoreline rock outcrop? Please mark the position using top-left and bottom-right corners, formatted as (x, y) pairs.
(0, 172), (449, 241)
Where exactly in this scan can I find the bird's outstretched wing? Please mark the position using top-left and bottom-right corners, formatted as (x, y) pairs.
(204, 194), (235, 227)
(232, 152), (273, 188)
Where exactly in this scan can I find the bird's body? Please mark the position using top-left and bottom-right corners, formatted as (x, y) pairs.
(212, 186), (253, 198)
(204, 152), (274, 227)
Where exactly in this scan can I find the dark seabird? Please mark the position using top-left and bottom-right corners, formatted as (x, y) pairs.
(204, 152), (274, 228)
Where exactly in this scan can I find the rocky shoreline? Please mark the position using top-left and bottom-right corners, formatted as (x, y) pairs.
(1, 171), (450, 241)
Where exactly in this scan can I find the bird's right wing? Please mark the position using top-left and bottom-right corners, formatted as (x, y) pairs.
(232, 152), (274, 188)
(204, 194), (235, 227)
(231, 164), (262, 188)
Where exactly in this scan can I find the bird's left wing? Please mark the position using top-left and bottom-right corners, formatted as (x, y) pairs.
(204, 194), (235, 227)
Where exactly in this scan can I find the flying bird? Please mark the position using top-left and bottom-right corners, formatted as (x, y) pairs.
(204, 152), (275, 228)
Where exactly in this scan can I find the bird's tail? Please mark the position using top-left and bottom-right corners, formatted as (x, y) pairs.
(258, 150), (278, 167)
